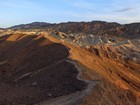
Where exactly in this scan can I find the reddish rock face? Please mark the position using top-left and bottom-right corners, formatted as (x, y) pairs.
(70, 41), (140, 105)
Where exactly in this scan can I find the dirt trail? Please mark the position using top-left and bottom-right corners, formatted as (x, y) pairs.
(36, 59), (98, 105)
(30, 34), (99, 105)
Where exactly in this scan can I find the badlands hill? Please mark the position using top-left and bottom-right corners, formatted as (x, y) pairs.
(0, 21), (140, 105)
(0, 34), (87, 105)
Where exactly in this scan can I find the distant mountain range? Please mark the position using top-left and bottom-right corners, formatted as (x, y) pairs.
(0, 28), (4, 30)
(6, 21), (140, 39)
(9, 22), (55, 30)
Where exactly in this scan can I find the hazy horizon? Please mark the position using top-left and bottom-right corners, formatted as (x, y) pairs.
(0, 0), (140, 28)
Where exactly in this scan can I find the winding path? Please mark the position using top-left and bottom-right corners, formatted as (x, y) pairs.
(34, 34), (99, 105)
(36, 59), (98, 105)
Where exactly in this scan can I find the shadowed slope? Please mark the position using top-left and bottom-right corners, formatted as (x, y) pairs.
(0, 34), (86, 105)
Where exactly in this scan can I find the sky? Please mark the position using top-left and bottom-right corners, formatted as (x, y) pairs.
(0, 0), (140, 28)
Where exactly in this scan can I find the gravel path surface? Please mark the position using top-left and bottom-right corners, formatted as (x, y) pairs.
(36, 60), (98, 105)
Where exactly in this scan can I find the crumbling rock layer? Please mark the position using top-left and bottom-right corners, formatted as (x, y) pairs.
(72, 41), (140, 105)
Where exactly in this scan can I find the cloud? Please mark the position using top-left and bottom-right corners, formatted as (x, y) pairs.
(114, 7), (134, 12)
